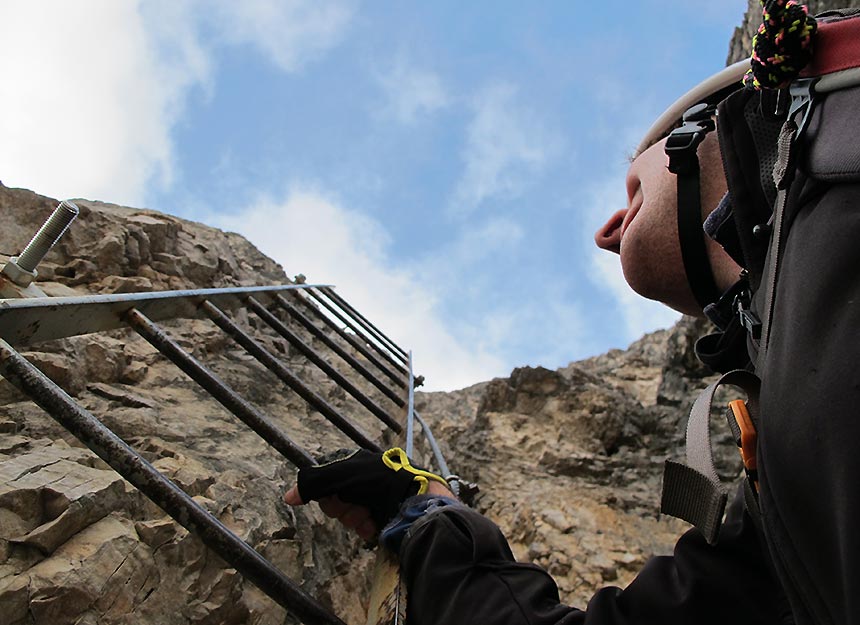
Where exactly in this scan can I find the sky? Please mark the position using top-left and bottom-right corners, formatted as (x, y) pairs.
(0, 1), (749, 391)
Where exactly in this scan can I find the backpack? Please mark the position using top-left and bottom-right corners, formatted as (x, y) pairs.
(661, 9), (860, 625)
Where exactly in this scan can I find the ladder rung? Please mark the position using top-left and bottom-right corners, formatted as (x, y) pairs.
(125, 308), (321, 465)
(274, 294), (406, 407)
(284, 291), (407, 389)
(198, 300), (382, 451)
(247, 297), (402, 435)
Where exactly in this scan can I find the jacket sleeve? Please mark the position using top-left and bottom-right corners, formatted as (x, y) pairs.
(399, 486), (792, 625)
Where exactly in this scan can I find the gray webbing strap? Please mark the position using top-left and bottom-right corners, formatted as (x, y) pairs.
(757, 120), (796, 371)
(759, 79), (818, 371)
(661, 370), (761, 545)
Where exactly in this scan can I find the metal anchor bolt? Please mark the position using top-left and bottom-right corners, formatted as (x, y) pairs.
(2, 200), (79, 286)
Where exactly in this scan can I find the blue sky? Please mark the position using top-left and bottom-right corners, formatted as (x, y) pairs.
(0, 1), (748, 390)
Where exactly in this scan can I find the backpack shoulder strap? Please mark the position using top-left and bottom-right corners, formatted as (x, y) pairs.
(661, 370), (761, 544)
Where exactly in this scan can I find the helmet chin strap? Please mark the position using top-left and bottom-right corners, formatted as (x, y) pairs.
(665, 103), (723, 310)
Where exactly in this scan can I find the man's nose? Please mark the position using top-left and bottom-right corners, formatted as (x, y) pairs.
(594, 209), (626, 254)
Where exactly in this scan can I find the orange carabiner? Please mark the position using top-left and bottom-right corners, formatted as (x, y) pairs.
(728, 399), (758, 491)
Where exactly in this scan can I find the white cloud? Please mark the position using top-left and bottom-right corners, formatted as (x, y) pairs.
(208, 188), (508, 391)
(377, 57), (449, 124)
(438, 218), (524, 281)
(0, 1), (208, 206)
(206, 0), (356, 73)
(451, 82), (560, 215)
(461, 295), (588, 371)
(0, 0), (354, 208)
(402, 215), (589, 374)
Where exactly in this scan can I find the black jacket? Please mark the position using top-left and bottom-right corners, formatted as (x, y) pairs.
(401, 490), (789, 625)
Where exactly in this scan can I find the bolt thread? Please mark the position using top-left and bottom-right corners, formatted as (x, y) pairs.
(17, 200), (80, 272)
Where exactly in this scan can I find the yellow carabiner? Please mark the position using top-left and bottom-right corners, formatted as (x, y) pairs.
(382, 448), (447, 495)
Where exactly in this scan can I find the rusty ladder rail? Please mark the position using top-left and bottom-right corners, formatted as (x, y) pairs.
(0, 282), (454, 625)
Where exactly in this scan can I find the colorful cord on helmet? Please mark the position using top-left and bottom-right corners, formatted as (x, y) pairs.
(744, 0), (817, 90)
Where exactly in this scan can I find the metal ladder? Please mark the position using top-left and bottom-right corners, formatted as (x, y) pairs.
(0, 204), (458, 625)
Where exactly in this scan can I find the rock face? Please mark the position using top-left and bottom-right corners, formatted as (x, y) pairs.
(0, 187), (285, 296)
(0, 184), (392, 625)
(414, 315), (740, 606)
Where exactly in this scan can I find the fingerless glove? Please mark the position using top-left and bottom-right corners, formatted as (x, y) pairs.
(297, 447), (448, 528)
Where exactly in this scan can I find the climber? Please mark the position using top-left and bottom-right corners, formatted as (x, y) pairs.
(286, 6), (860, 624)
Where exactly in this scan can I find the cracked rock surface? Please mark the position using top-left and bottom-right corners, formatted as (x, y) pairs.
(1, 184), (389, 625)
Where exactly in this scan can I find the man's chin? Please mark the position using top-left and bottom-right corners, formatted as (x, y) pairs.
(622, 263), (703, 318)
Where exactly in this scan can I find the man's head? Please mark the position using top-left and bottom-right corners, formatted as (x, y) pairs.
(594, 61), (748, 317)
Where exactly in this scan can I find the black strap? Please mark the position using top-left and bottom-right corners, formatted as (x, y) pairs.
(666, 106), (723, 309)
(697, 279), (755, 373)
(677, 166), (722, 309)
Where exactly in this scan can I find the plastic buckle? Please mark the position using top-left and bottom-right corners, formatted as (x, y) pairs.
(733, 290), (762, 340)
(665, 103), (716, 175)
(726, 400), (759, 493)
(788, 77), (819, 140)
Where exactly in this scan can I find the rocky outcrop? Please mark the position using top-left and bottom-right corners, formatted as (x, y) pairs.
(0, 186), (284, 296)
(414, 315), (739, 606)
(0, 183), (388, 625)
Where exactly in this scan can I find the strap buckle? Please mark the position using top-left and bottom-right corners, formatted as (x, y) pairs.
(788, 77), (819, 140)
(660, 370), (761, 544)
(665, 103), (716, 175)
(733, 288), (762, 340)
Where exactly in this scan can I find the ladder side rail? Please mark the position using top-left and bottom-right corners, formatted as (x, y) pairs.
(319, 287), (408, 362)
(0, 284), (326, 346)
(0, 338), (348, 625)
(413, 410), (459, 498)
(285, 291), (407, 388)
(126, 308), (380, 454)
(402, 351), (458, 497)
(247, 297), (402, 434)
(405, 351), (416, 458)
(274, 294), (406, 407)
(300, 288), (409, 375)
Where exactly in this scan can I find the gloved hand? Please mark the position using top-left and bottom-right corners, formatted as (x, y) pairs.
(284, 447), (449, 534)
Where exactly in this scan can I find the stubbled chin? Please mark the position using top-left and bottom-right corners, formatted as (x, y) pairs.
(620, 247), (702, 317)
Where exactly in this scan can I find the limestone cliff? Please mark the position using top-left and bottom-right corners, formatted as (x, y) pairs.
(0, 184), (388, 625)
